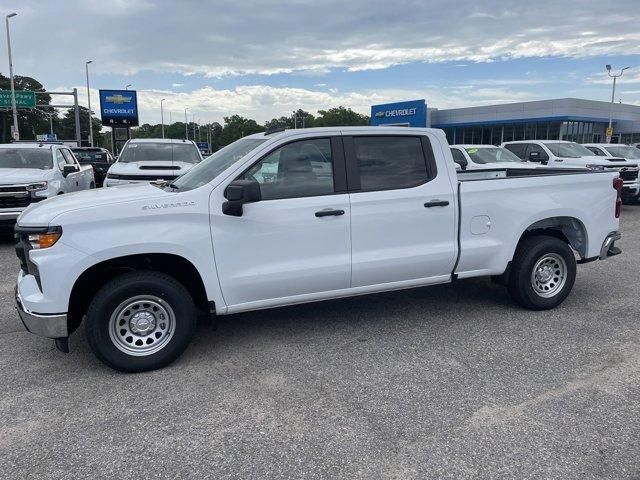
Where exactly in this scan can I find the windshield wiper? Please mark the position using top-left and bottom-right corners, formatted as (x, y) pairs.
(166, 183), (180, 190)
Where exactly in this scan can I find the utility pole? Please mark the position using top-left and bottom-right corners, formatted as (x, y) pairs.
(6, 13), (19, 140)
(184, 107), (188, 139)
(160, 98), (166, 138)
(192, 113), (196, 140)
(85, 60), (94, 146)
(605, 64), (630, 143)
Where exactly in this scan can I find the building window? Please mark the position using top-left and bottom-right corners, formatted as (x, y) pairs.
(491, 126), (502, 145)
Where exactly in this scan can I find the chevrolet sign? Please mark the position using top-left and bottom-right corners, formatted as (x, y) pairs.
(370, 99), (426, 128)
(99, 89), (139, 127)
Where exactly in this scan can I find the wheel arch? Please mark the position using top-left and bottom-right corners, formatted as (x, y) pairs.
(515, 216), (588, 260)
(67, 253), (209, 335)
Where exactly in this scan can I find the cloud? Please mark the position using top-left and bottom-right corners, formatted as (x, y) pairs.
(3, 0), (640, 79)
(171, 83), (184, 88)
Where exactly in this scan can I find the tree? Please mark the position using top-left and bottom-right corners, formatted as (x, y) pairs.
(219, 115), (265, 146)
(57, 106), (103, 147)
(314, 106), (369, 127)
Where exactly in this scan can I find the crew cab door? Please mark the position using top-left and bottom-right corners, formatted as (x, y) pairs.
(210, 136), (351, 310)
(344, 133), (457, 287)
(60, 148), (84, 191)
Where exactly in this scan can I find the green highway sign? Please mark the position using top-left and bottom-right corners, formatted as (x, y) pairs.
(0, 90), (36, 108)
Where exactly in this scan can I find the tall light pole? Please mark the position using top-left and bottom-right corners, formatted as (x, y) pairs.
(184, 107), (188, 139)
(85, 60), (94, 147)
(192, 113), (196, 141)
(125, 84), (131, 90)
(606, 64), (630, 143)
(5, 13), (19, 141)
(160, 98), (166, 138)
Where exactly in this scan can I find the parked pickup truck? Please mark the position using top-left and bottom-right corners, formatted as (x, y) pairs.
(104, 138), (202, 186)
(14, 127), (623, 372)
(71, 147), (115, 187)
(502, 140), (639, 201)
(0, 143), (94, 231)
(450, 144), (535, 170)
(583, 143), (640, 202)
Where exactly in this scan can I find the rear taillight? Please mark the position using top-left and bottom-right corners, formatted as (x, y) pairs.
(613, 177), (623, 218)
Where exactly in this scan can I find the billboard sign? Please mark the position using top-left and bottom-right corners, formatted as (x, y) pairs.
(0, 90), (36, 108)
(36, 134), (57, 141)
(196, 142), (210, 151)
(99, 89), (139, 126)
(370, 99), (427, 127)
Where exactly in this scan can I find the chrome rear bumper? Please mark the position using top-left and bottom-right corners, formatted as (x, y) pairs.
(600, 231), (622, 260)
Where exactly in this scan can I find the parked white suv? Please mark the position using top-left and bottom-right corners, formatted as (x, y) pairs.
(104, 138), (202, 186)
(0, 143), (94, 229)
(583, 143), (640, 202)
(15, 127), (622, 372)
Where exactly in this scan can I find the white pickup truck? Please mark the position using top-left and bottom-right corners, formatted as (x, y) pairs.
(14, 127), (623, 372)
(0, 143), (95, 230)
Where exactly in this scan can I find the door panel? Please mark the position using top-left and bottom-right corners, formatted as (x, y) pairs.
(211, 195), (351, 307)
(346, 134), (457, 287)
(210, 136), (351, 308)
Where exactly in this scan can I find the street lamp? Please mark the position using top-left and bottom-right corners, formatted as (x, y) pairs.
(85, 60), (94, 147)
(184, 107), (189, 139)
(125, 84), (131, 90)
(160, 98), (166, 138)
(606, 64), (630, 143)
(5, 12), (19, 140)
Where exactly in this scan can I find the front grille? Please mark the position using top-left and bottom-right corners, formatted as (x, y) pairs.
(619, 170), (639, 182)
(138, 165), (180, 170)
(0, 196), (30, 209)
(14, 233), (29, 274)
(115, 174), (178, 181)
(0, 185), (28, 193)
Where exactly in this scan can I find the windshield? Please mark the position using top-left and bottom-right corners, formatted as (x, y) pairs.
(604, 145), (640, 159)
(72, 149), (108, 163)
(0, 148), (52, 169)
(118, 142), (201, 164)
(543, 142), (594, 158)
(466, 147), (522, 164)
(171, 138), (267, 191)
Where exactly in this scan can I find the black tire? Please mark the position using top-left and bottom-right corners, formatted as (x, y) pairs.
(90, 182), (95, 189)
(85, 271), (196, 372)
(507, 235), (577, 310)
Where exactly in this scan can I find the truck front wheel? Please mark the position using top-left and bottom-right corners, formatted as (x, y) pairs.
(507, 235), (577, 310)
(85, 271), (197, 372)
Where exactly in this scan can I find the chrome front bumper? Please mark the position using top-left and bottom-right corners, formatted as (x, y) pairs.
(15, 288), (68, 338)
(600, 231), (622, 260)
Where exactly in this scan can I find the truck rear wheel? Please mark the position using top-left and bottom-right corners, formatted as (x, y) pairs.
(507, 235), (576, 310)
(85, 271), (196, 372)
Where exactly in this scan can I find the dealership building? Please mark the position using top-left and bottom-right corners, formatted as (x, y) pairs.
(370, 98), (640, 145)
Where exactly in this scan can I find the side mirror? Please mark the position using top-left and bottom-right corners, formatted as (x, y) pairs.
(62, 164), (79, 177)
(454, 158), (468, 170)
(454, 163), (462, 172)
(223, 179), (262, 216)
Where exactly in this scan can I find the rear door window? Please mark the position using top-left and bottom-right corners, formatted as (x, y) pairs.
(504, 143), (527, 159)
(351, 136), (431, 192)
(450, 148), (467, 165)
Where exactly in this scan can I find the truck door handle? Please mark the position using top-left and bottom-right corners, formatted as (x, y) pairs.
(315, 209), (345, 217)
(424, 200), (449, 208)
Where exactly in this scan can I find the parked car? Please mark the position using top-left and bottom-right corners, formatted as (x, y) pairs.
(583, 143), (640, 202)
(71, 147), (115, 187)
(450, 144), (533, 170)
(104, 138), (202, 187)
(0, 143), (94, 231)
(15, 127), (622, 372)
(503, 140), (638, 201)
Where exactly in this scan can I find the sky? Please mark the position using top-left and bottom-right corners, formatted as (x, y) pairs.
(1, 0), (640, 127)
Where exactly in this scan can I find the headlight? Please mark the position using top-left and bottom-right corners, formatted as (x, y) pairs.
(585, 164), (606, 171)
(27, 227), (62, 249)
(26, 181), (48, 192)
(106, 173), (121, 179)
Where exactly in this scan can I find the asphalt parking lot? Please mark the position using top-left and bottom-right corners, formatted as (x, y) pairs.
(0, 208), (639, 479)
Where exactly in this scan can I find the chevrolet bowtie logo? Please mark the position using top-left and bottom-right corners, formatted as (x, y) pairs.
(375, 111), (385, 117)
(105, 94), (132, 104)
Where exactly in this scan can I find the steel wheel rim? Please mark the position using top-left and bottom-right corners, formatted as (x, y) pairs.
(108, 295), (175, 356)
(531, 253), (567, 298)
